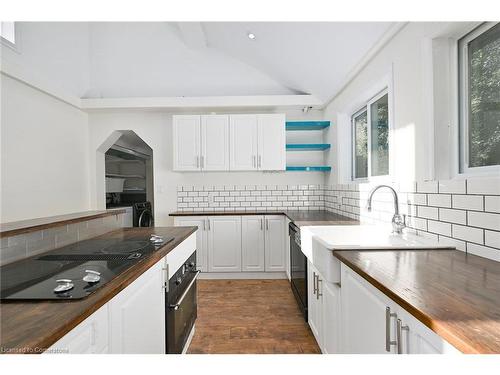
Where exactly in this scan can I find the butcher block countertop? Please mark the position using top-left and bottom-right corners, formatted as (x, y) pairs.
(0, 226), (196, 353)
(0, 209), (127, 238)
(170, 210), (358, 227)
(333, 249), (500, 354)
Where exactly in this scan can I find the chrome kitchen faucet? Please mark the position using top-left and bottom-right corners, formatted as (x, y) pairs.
(366, 185), (406, 234)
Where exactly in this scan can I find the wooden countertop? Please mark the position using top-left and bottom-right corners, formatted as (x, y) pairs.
(0, 226), (197, 353)
(0, 209), (127, 238)
(333, 249), (500, 354)
(170, 210), (358, 227)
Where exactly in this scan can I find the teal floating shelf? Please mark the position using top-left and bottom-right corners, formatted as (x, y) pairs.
(285, 121), (330, 131)
(286, 166), (332, 172)
(286, 143), (331, 151)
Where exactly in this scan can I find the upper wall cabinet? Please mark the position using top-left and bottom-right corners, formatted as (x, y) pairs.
(173, 115), (229, 171)
(173, 113), (285, 172)
(230, 114), (286, 171)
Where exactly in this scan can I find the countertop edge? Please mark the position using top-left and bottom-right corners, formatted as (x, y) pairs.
(0, 226), (197, 353)
(332, 251), (479, 354)
(0, 209), (127, 238)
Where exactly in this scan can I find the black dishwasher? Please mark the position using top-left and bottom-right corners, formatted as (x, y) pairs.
(289, 222), (308, 321)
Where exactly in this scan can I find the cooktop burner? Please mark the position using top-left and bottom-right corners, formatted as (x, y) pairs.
(0, 235), (174, 301)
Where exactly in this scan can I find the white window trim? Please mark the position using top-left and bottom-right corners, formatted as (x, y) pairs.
(1, 21), (21, 53)
(351, 88), (392, 182)
(458, 22), (500, 177)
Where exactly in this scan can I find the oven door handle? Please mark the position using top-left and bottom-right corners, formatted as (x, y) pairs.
(169, 270), (201, 310)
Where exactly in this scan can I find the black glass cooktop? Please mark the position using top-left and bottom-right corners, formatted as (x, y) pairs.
(0, 235), (173, 301)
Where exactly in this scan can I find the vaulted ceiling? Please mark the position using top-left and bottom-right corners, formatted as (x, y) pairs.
(1, 22), (396, 103)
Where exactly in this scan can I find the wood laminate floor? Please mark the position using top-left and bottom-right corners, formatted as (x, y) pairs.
(187, 279), (321, 354)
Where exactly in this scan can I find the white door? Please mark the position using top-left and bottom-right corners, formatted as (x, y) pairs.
(173, 115), (201, 171)
(174, 217), (208, 272)
(341, 264), (395, 354)
(322, 282), (341, 354)
(207, 216), (242, 272)
(264, 215), (285, 272)
(229, 114), (258, 171)
(241, 216), (265, 272)
(109, 260), (165, 353)
(308, 261), (322, 345)
(47, 305), (109, 354)
(284, 218), (291, 281)
(201, 115), (229, 171)
(257, 114), (285, 170)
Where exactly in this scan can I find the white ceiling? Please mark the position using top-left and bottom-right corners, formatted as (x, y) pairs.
(2, 22), (395, 103)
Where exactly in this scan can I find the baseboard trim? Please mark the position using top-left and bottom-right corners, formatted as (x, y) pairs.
(199, 272), (287, 280)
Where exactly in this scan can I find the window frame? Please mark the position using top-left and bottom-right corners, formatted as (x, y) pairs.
(458, 22), (500, 176)
(0, 22), (20, 52)
(351, 88), (391, 182)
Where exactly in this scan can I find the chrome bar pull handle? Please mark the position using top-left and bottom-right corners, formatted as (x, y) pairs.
(385, 307), (397, 352)
(316, 277), (322, 300)
(265, 218), (269, 231)
(169, 270), (201, 310)
(260, 218), (263, 230)
(397, 319), (409, 354)
(312, 272), (317, 295)
(258, 155), (262, 168)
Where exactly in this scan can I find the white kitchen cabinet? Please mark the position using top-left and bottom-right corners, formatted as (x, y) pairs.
(229, 114), (258, 171)
(173, 115), (201, 171)
(46, 305), (109, 354)
(285, 217), (291, 281)
(308, 261), (322, 343)
(109, 259), (165, 354)
(264, 215), (286, 272)
(257, 114), (286, 170)
(322, 280), (341, 354)
(173, 114), (229, 171)
(201, 115), (229, 171)
(241, 216), (265, 272)
(174, 217), (208, 272)
(207, 216), (242, 272)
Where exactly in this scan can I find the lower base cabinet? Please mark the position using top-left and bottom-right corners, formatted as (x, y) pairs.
(340, 263), (460, 354)
(109, 260), (165, 354)
(307, 261), (341, 354)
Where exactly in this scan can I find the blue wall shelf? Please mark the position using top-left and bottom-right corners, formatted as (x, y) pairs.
(286, 166), (331, 172)
(285, 121), (330, 131)
(286, 143), (331, 151)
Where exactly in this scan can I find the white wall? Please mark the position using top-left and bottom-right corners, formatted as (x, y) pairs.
(88, 109), (325, 226)
(323, 22), (470, 185)
(0, 75), (90, 222)
(1, 22), (90, 98)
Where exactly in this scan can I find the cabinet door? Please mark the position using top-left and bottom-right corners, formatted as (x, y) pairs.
(264, 215), (286, 272)
(174, 217), (208, 272)
(284, 218), (291, 281)
(322, 282), (341, 354)
(173, 115), (201, 171)
(109, 260), (165, 353)
(241, 216), (265, 272)
(207, 216), (242, 272)
(308, 261), (322, 345)
(46, 305), (108, 354)
(229, 114), (258, 171)
(341, 264), (395, 354)
(201, 115), (229, 171)
(257, 114), (285, 171)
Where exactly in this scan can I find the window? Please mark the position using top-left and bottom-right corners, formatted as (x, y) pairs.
(0, 22), (16, 46)
(352, 90), (390, 180)
(459, 22), (500, 173)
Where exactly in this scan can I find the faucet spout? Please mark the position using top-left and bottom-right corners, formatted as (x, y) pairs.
(366, 185), (405, 234)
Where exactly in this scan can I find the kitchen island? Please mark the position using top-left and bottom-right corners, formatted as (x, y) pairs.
(0, 226), (196, 353)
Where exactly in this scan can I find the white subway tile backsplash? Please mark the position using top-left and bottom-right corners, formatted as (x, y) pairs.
(438, 179), (466, 194)
(485, 230), (500, 249)
(452, 224), (484, 244)
(485, 196), (500, 213)
(467, 177), (500, 195)
(417, 206), (438, 220)
(468, 211), (500, 231)
(439, 208), (467, 225)
(428, 194), (451, 208)
(467, 243), (500, 262)
(416, 181), (438, 193)
(438, 236), (466, 252)
(428, 220), (452, 236)
(452, 195), (484, 211)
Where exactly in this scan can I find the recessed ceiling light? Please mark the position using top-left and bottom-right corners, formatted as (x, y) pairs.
(247, 32), (256, 40)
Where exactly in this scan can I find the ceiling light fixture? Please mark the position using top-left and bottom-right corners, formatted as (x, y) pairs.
(247, 32), (256, 40)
